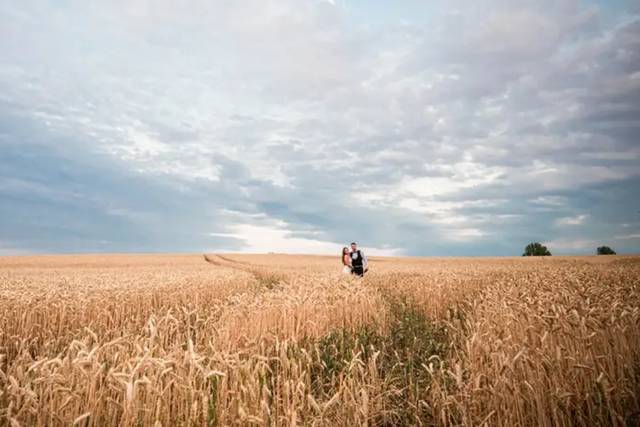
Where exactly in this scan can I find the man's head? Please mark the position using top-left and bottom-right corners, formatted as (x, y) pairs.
(350, 242), (357, 252)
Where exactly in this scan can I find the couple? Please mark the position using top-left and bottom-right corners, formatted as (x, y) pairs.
(341, 242), (368, 277)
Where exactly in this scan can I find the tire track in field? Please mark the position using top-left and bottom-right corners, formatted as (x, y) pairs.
(203, 254), (287, 289)
(204, 254), (253, 271)
(203, 254), (227, 267)
(216, 254), (252, 265)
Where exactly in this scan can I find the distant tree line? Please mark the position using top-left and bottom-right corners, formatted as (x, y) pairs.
(596, 246), (616, 255)
(522, 242), (617, 256)
(522, 242), (551, 256)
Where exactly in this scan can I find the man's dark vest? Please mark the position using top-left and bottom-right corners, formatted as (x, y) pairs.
(351, 250), (363, 267)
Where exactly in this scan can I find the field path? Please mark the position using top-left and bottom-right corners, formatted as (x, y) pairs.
(204, 253), (290, 289)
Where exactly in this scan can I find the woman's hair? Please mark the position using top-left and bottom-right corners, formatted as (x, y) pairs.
(341, 247), (349, 265)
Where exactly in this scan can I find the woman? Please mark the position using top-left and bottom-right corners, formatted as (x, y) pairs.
(341, 247), (353, 274)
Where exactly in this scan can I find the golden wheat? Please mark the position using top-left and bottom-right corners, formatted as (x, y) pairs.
(1, 254), (638, 426)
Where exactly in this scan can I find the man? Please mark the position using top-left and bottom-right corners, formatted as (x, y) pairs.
(350, 242), (368, 277)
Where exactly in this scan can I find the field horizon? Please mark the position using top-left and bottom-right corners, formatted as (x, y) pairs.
(2, 252), (639, 261)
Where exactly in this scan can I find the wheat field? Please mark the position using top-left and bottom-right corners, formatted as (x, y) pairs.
(1, 254), (639, 426)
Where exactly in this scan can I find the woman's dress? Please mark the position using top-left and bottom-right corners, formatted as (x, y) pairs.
(342, 255), (352, 274)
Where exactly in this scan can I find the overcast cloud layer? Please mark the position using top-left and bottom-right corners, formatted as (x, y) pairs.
(1, 0), (639, 256)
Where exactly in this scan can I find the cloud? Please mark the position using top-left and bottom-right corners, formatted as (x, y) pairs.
(555, 215), (589, 226)
(543, 238), (599, 251)
(616, 234), (640, 240)
(0, 0), (639, 255)
(211, 222), (402, 255)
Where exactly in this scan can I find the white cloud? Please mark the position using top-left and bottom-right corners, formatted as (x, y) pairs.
(543, 238), (598, 251)
(530, 196), (567, 206)
(211, 223), (403, 256)
(400, 161), (505, 199)
(446, 227), (487, 241)
(555, 214), (588, 226)
(615, 234), (640, 240)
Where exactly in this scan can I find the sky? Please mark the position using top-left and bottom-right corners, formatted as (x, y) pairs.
(1, 0), (639, 256)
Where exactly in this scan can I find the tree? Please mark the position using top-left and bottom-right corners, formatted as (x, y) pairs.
(597, 246), (616, 255)
(522, 242), (551, 256)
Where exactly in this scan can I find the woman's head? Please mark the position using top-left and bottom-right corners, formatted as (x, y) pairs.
(342, 247), (349, 263)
